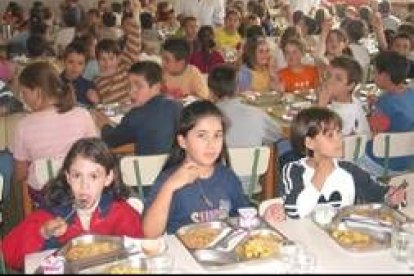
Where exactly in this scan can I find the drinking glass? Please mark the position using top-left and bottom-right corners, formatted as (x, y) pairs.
(146, 252), (174, 274)
(391, 222), (414, 263)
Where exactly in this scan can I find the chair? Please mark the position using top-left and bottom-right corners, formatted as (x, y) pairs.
(342, 134), (368, 163)
(228, 146), (271, 205)
(120, 154), (168, 202)
(372, 131), (414, 180)
(22, 157), (64, 217)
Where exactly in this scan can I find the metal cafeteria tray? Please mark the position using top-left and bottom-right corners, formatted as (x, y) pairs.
(39, 234), (134, 273)
(78, 254), (148, 274)
(316, 204), (410, 252)
(177, 218), (289, 269)
(176, 221), (232, 250)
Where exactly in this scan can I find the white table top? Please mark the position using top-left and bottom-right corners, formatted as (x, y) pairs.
(25, 208), (414, 274)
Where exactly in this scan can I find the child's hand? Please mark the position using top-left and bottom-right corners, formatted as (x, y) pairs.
(166, 161), (202, 191)
(264, 203), (286, 224)
(86, 89), (100, 105)
(386, 186), (407, 207)
(40, 217), (68, 239)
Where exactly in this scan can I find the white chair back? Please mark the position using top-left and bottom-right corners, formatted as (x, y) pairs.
(34, 157), (64, 188)
(372, 131), (414, 177)
(228, 146), (270, 204)
(342, 134), (368, 162)
(120, 154), (168, 200)
(373, 132), (414, 158)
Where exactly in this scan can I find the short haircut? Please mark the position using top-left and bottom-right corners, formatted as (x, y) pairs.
(282, 38), (305, 54)
(162, 38), (190, 61)
(140, 12), (154, 29)
(63, 41), (87, 60)
(290, 107), (342, 157)
(129, 61), (163, 86)
(378, 0), (391, 14)
(225, 8), (241, 20)
(345, 19), (366, 42)
(391, 32), (413, 49)
(102, 11), (116, 27)
(208, 64), (237, 99)
(182, 16), (197, 27)
(111, 2), (122, 13)
(96, 39), (120, 58)
(374, 51), (410, 85)
(398, 23), (414, 37)
(330, 56), (362, 86)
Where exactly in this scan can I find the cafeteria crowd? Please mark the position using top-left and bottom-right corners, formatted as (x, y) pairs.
(0, 0), (413, 272)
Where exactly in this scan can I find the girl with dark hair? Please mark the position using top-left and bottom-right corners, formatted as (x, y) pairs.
(189, 25), (224, 74)
(12, 62), (97, 206)
(143, 100), (249, 237)
(263, 107), (405, 223)
(3, 138), (143, 271)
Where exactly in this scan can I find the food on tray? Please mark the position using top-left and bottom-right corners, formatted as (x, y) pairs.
(179, 228), (221, 249)
(331, 229), (373, 248)
(105, 265), (147, 274)
(65, 241), (120, 261)
(235, 234), (281, 259)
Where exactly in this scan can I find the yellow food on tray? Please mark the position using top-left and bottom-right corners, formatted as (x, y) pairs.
(65, 241), (119, 261)
(180, 228), (221, 249)
(331, 229), (373, 248)
(236, 234), (280, 259)
(106, 265), (147, 274)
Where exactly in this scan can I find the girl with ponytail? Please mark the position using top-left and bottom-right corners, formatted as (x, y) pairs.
(12, 61), (98, 207)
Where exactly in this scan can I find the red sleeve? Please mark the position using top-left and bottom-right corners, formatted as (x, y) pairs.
(2, 210), (54, 270)
(368, 111), (390, 133)
(110, 201), (144, 238)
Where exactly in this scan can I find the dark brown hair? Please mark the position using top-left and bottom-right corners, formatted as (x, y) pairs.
(290, 107), (342, 157)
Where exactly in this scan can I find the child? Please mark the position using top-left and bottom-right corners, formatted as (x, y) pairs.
(3, 137), (143, 271)
(61, 42), (98, 106)
(238, 36), (278, 93)
(95, 61), (183, 155)
(317, 56), (371, 136)
(210, 64), (284, 195)
(161, 38), (210, 100)
(278, 38), (319, 94)
(11, 62), (98, 207)
(189, 26), (224, 74)
(94, 0), (141, 104)
(263, 107), (405, 223)
(214, 9), (242, 53)
(143, 100), (249, 237)
(180, 16), (199, 55)
(361, 51), (414, 176)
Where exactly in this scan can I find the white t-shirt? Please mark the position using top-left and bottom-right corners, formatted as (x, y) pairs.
(382, 15), (401, 32)
(329, 96), (371, 137)
(174, 0), (225, 26)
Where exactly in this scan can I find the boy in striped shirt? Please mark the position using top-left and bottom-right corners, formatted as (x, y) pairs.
(94, 0), (142, 104)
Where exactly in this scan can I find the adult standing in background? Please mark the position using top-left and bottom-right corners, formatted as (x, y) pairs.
(173, 0), (225, 27)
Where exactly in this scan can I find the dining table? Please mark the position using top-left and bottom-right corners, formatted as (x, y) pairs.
(24, 205), (414, 274)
